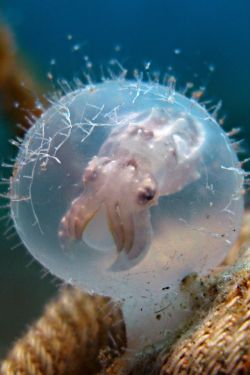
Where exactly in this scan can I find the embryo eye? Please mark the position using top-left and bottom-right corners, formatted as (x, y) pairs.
(83, 167), (98, 182)
(137, 186), (156, 204)
(126, 158), (138, 169)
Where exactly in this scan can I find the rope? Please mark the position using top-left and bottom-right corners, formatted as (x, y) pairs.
(159, 270), (250, 375)
(0, 23), (46, 136)
(0, 287), (126, 375)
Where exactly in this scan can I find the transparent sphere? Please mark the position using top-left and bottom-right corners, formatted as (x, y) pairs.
(10, 80), (244, 350)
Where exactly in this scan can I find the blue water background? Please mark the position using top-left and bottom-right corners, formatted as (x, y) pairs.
(0, 0), (249, 357)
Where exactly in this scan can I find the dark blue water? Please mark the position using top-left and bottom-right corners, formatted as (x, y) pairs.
(0, 0), (249, 358)
(3, 0), (250, 136)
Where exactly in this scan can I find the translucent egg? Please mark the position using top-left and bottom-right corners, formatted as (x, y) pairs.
(10, 80), (244, 350)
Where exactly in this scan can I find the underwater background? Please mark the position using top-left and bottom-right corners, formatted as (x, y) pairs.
(0, 0), (249, 358)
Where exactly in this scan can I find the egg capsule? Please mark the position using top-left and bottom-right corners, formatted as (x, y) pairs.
(10, 79), (244, 351)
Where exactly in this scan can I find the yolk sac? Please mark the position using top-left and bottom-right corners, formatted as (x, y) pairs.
(10, 79), (244, 351)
